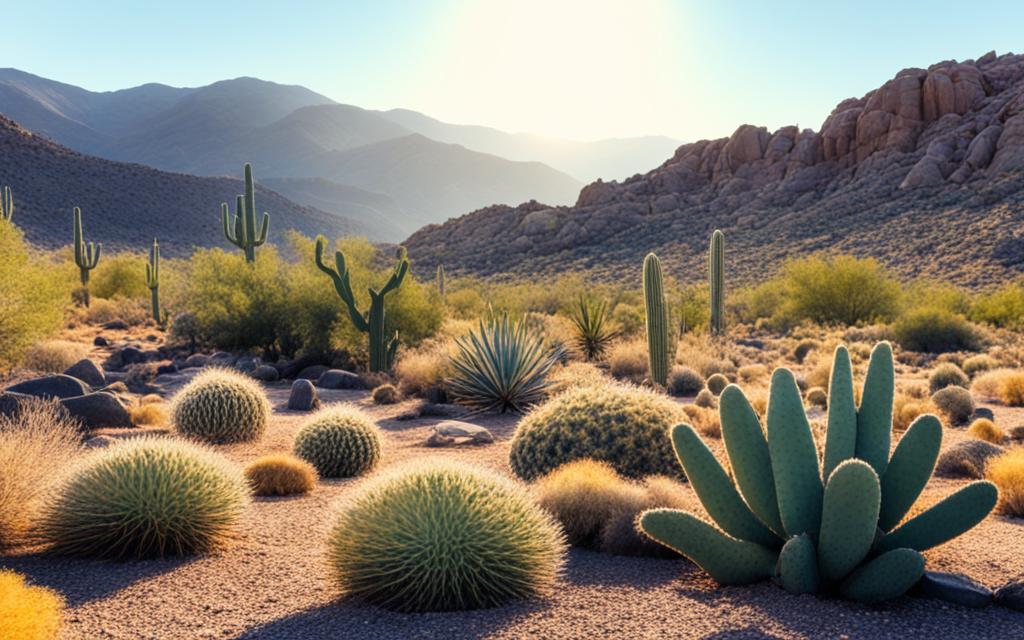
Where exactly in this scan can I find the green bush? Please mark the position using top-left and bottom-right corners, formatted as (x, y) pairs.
(509, 383), (684, 480)
(929, 363), (970, 394)
(962, 354), (997, 377)
(293, 405), (381, 478)
(970, 283), (1024, 328)
(778, 255), (901, 326)
(90, 252), (148, 300)
(38, 437), (248, 558)
(171, 368), (271, 444)
(931, 386), (975, 425)
(893, 307), (980, 353)
(326, 460), (565, 611)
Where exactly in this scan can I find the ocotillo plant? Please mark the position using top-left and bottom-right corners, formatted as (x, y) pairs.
(314, 236), (409, 372)
(709, 229), (725, 335)
(436, 263), (446, 302)
(73, 207), (101, 307)
(643, 253), (669, 386)
(0, 185), (12, 222)
(145, 238), (163, 325)
(221, 163), (269, 263)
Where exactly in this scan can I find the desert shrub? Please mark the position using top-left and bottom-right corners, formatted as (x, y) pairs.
(738, 364), (768, 383)
(971, 283), (1024, 328)
(171, 368), (271, 444)
(0, 222), (70, 372)
(549, 362), (612, 394)
(682, 403), (721, 438)
(38, 437), (248, 558)
(327, 459), (565, 611)
(667, 365), (703, 396)
(244, 454), (318, 496)
(91, 252), (148, 300)
(395, 341), (452, 396)
(81, 296), (150, 326)
(569, 296), (619, 361)
(805, 358), (833, 390)
(705, 373), (729, 395)
(0, 401), (82, 548)
(928, 363), (970, 394)
(607, 339), (649, 383)
(444, 287), (488, 319)
(987, 447), (1024, 517)
(931, 386), (975, 425)
(777, 255), (901, 326)
(971, 368), (1017, 399)
(0, 570), (64, 640)
(893, 307), (980, 353)
(21, 340), (88, 373)
(998, 371), (1024, 406)
(509, 383), (683, 480)
(130, 400), (169, 426)
(805, 386), (827, 408)
(936, 440), (1004, 478)
(893, 393), (936, 431)
(967, 418), (1004, 444)
(448, 314), (559, 412)
(293, 405), (381, 478)
(372, 383), (400, 404)
(699, 358), (736, 379)
(694, 388), (717, 409)
(962, 354), (997, 377)
(169, 311), (202, 348)
(793, 339), (818, 364)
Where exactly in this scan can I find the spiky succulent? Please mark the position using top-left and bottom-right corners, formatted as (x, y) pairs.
(326, 459), (566, 611)
(570, 295), (619, 361)
(448, 313), (560, 413)
(639, 342), (998, 602)
(38, 437), (248, 558)
(171, 368), (271, 444)
(293, 405), (381, 478)
(509, 382), (684, 481)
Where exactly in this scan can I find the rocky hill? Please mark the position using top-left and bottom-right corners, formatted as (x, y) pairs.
(0, 115), (363, 255)
(406, 51), (1024, 288)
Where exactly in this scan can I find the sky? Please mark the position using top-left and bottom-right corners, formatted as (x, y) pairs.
(3, 0), (1023, 142)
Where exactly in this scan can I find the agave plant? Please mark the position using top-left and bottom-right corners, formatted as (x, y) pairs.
(448, 314), (560, 413)
(570, 295), (618, 361)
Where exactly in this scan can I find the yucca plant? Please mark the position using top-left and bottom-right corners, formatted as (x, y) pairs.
(448, 313), (560, 413)
(570, 295), (618, 361)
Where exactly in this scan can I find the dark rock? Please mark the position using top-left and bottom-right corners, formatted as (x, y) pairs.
(912, 571), (992, 608)
(93, 335), (110, 347)
(209, 351), (236, 367)
(101, 320), (129, 330)
(287, 379), (320, 411)
(995, 580), (1024, 611)
(156, 363), (178, 376)
(61, 392), (133, 429)
(971, 407), (996, 421)
(736, 338), (766, 349)
(64, 359), (106, 388)
(235, 356), (260, 373)
(145, 334), (159, 342)
(182, 354), (209, 369)
(0, 391), (72, 421)
(298, 365), (330, 381)
(316, 369), (364, 390)
(251, 365), (280, 382)
(424, 386), (448, 404)
(115, 346), (149, 366)
(84, 435), (117, 448)
(6, 374), (91, 399)
(1008, 425), (1024, 441)
(278, 354), (327, 380)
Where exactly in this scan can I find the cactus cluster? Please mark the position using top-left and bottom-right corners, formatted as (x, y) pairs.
(292, 405), (382, 478)
(709, 229), (725, 335)
(171, 368), (271, 444)
(0, 185), (12, 222)
(315, 237), (408, 372)
(639, 342), (998, 602)
(643, 252), (670, 386)
(145, 237), (163, 325)
(221, 163), (269, 263)
(326, 459), (566, 611)
(72, 207), (101, 307)
(509, 382), (684, 481)
(38, 437), (249, 558)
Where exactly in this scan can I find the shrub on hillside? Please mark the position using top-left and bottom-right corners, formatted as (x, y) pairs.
(893, 393), (936, 432)
(21, 340), (88, 373)
(694, 388), (717, 409)
(509, 383), (684, 480)
(293, 405), (381, 478)
(931, 386), (975, 425)
(80, 296), (150, 326)
(0, 570), (65, 640)
(244, 454), (318, 497)
(372, 383), (400, 404)
(893, 307), (980, 353)
(987, 447), (1024, 517)
(327, 460), (566, 611)
(971, 283), (1024, 328)
(805, 386), (827, 408)
(171, 368), (271, 444)
(929, 362), (970, 394)
(777, 255), (901, 326)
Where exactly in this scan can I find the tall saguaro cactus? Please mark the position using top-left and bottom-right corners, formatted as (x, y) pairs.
(72, 207), (101, 307)
(709, 229), (725, 335)
(314, 236), (409, 372)
(145, 238), (163, 325)
(1, 186), (12, 222)
(643, 252), (669, 386)
(221, 163), (269, 262)
(436, 264), (446, 302)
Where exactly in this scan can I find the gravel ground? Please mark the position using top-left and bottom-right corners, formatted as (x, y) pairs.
(3, 358), (1024, 638)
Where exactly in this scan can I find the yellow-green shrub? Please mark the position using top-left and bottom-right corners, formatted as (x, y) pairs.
(244, 454), (318, 496)
(967, 418), (1004, 444)
(987, 447), (1024, 517)
(971, 283), (1024, 328)
(90, 252), (149, 300)
(606, 339), (649, 383)
(998, 371), (1024, 407)
(776, 255), (901, 326)
(893, 307), (980, 353)
(0, 570), (64, 640)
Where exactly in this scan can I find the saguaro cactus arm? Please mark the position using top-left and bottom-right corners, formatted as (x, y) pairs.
(1, 185), (12, 222)
(314, 235), (370, 332)
(72, 207), (101, 274)
(221, 164), (269, 261)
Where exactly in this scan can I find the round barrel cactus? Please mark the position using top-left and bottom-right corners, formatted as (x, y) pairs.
(327, 460), (566, 611)
(171, 368), (271, 444)
(293, 405), (381, 478)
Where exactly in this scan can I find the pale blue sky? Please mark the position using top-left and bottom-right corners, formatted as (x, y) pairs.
(4, 1), (1022, 140)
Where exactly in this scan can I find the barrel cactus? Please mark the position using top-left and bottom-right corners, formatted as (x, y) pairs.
(293, 405), (381, 478)
(639, 342), (998, 602)
(38, 437), (248, 558)
(171, 368), (271, 444)
(326, 459), (566, 611)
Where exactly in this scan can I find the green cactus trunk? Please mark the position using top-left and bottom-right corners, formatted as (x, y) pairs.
(643, 253), (669, 386)
(72, 207), (101, 308)
(1, 185), (13, 222)
(709, 230), (725, 335)
(437, 264), (446, 302)
(221, 163), (269, 263)
(146, 238), (162, 325)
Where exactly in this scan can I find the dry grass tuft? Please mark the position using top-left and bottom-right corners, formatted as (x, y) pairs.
(244, 454), (318, 497)
(805, 386), (827, 408)
(971, 368), (1017, 400)
(0, 569), (65, 640)
(683, 403), (721, 439)
(549, 362), (612, 394)
(967, 418), (1005, 444)
(997, 371), (1024, 407)
(21, 340), (88, 373)
(987, 447), (1024, 517)
(607, 339), (649, 384)
(394, 342), (452, 397)
(130, 400), (169, 426)
(893, 392), (937, 432)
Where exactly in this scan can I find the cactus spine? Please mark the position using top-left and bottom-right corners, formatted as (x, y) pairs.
(1, 185), (12, 222)
(221, 163), (269, 263)
(145, 238), (163, 325)
(643, 252), (669, 386)
(436, 263), (446, 302)
(709, 229), (725, 335)
(72, 207), (101, 307)
(315, 236), (409, 372)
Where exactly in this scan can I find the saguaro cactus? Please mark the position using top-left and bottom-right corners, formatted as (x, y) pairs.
(643, 252), (669, 386)
(72, 207), (101, 307)
(436, 263), (446, 302)
(221, 163), (269, 262)
(146, 238), (163, 325)
(1, 186), (12, 222)
(709, 229), (725, 335)
(314, 236), (409, 372)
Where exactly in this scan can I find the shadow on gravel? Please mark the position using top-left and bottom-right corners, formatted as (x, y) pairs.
(563, 548), (682, 588)
(700, 629), (787, 640)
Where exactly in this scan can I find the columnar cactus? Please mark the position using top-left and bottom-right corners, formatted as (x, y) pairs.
(72, 207), (101, 307)
(145, 238), (163, 324)
(221, 163), (269, 263)
(643, 252), (669, 386)
(315, 237), (408, 372)
(436, 263), (446, 302)
(639, 342), (998, 602)
(709, 229), (725, 335)
(0, 185), (12, 222)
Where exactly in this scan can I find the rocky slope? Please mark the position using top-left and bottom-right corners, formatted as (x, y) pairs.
(406, 51), (1024, 288)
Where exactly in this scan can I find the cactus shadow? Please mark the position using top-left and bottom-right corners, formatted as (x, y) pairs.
(563, 548), (683, 588)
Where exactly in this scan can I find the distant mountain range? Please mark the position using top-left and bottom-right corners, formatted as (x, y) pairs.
(0, 69), (679, 239)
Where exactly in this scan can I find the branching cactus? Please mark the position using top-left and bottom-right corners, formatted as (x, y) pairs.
(709, 229), (725, 335)
(145, 238), (164, 325)
(72, 207), (101, 307)
(315, 236), (409, 372)
(1, 185), (12, 222)
(643, 252), (669, 386)
(221, 163), (269, 262)
(639, 341), (998, 602)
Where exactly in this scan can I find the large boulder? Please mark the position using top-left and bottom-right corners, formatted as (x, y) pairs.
(995, 580), (1024, 612)
(425, 420), (494, 447)
(298, 365), (330, 381)
(316, 369), (363, 390)
(912, 571), (992, 608)
(287, 379), (320, 411)
(182, 353), (210, 369)
(61, 392), (133, 429)
(0, 391), (71, 421)
(6, 374), (91, 399)
(251, 365), (280, 382)
(64, 359), (106, 388)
